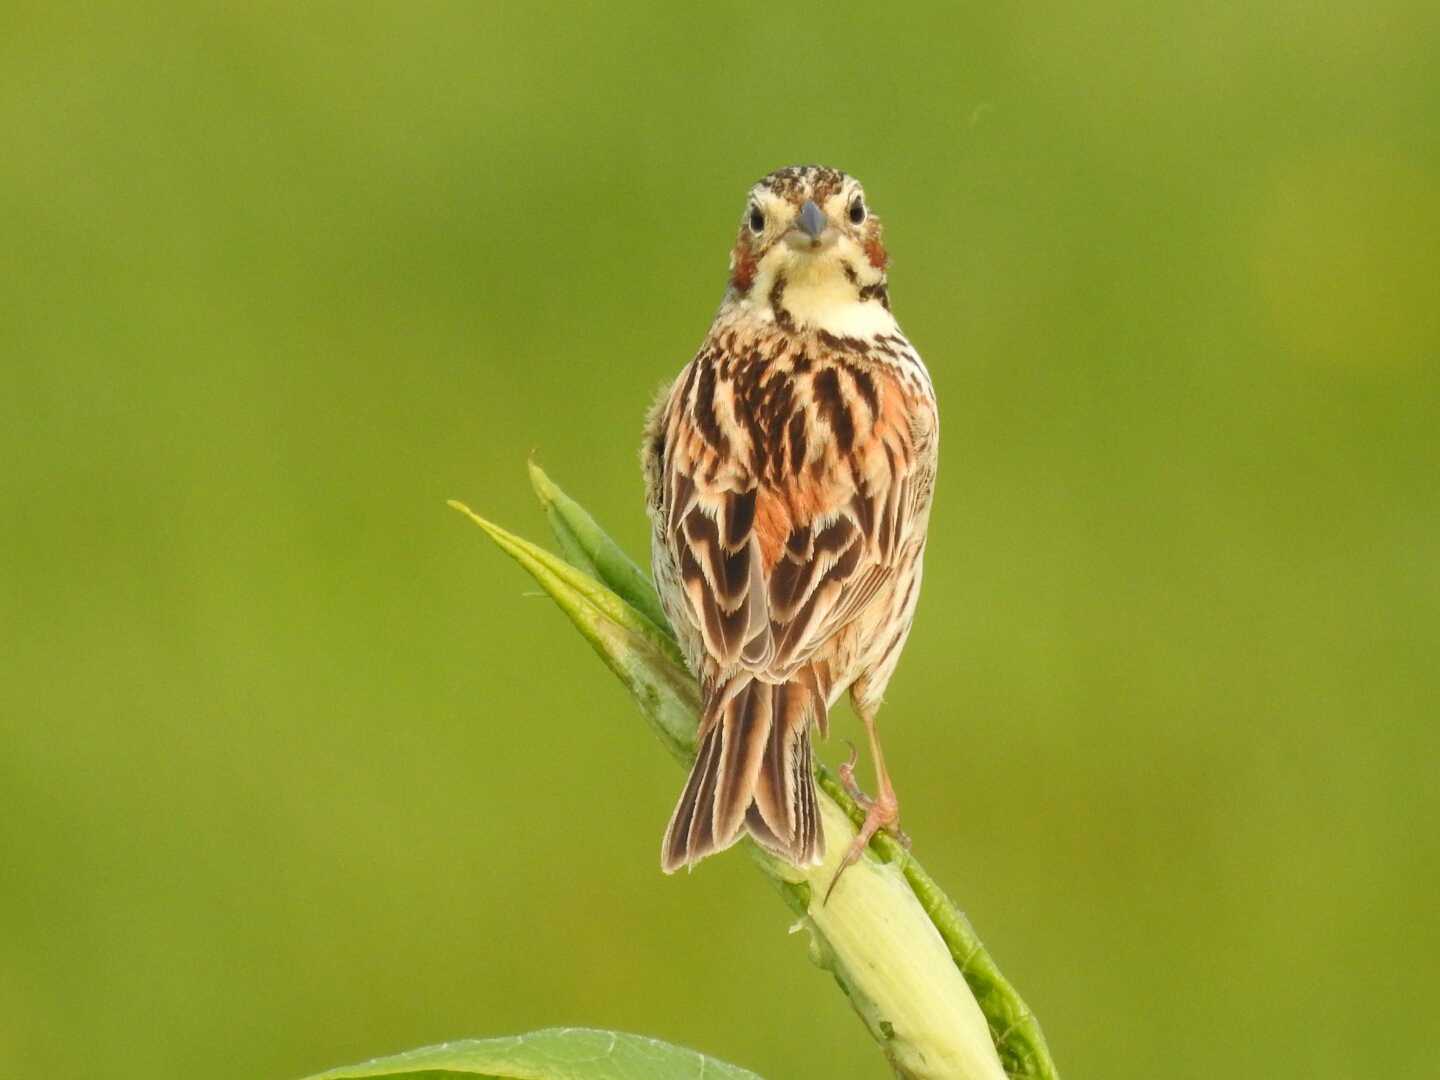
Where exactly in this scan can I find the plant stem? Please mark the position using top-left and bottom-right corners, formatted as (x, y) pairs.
(451, 472), (1059, 1080)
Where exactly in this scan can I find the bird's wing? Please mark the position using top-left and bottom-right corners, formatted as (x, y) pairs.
(653, 353), (928, 690)
(648, 346), (935, 867)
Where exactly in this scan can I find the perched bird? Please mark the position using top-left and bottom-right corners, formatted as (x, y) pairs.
(642, 165), (938, 893)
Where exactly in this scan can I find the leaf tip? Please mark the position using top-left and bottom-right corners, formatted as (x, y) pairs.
(527, 458), (558, 506)
(447, 500), (507, 545)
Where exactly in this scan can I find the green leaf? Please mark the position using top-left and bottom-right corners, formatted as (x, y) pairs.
(451, 480), (1060, 1080)
(447, 501), (696, 761)
(507, 472), (1061, 1079)
(303, 1027), (764, 1080)
(528, 461), (671, 633)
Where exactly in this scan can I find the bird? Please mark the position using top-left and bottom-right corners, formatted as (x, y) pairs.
(642, 165), (938, 895)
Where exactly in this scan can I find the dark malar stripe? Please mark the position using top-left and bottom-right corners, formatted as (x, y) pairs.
(858, 282), (890, 309)
(768, 275), (795, 332)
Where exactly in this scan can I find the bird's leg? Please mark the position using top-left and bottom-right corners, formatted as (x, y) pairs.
(826, 705), (908, 902)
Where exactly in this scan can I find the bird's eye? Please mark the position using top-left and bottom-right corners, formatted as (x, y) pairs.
(748, 206), (765, 234)
(849, 197), (866, 225)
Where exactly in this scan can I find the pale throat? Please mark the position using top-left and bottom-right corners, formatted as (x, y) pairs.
(752, 255), (897, 339)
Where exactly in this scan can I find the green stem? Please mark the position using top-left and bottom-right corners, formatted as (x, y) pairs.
(451, 470), (1060, 1080)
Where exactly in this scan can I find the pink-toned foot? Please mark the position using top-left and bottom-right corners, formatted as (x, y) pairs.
(824, 783), (904, 903)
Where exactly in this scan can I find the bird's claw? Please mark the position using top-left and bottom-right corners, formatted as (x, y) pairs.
(823, 784), (904, 904)
(824, 839), (866, 904)
(836, 741), (873, 808)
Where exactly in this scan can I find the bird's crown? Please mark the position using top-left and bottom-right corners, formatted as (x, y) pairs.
(725, 165), (892, 338)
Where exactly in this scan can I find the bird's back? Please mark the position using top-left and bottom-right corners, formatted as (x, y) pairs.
(642, 163), (937, 874)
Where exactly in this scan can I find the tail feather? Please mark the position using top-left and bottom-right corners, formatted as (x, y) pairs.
(713, 677), (773, 844)
(661, 672), (824, 872)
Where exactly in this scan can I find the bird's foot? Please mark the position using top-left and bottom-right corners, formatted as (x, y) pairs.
(835, 743), (911, 849)
(824, 782), (905, 903)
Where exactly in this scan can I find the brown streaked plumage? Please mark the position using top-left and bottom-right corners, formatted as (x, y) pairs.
(643, 165), (938, 890)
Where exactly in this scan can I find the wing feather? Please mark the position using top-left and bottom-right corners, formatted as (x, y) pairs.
(650, 346), (934, 872)
(655, 359), (924, 687)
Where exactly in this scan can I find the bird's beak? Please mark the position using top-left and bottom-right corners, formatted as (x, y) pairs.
(796, 199), (828, 241)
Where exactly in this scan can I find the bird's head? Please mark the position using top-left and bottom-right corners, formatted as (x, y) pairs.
(725, 165), (892, 336)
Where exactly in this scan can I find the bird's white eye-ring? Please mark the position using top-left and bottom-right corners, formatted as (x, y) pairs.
(848, 196), (867, 225)
(748, 205), (765, 234)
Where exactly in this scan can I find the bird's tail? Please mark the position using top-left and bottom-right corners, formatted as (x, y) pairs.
(661, 671), (826, 872)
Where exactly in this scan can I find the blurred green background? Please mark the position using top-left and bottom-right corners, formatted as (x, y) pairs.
(3, 3), (1437, 1078)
